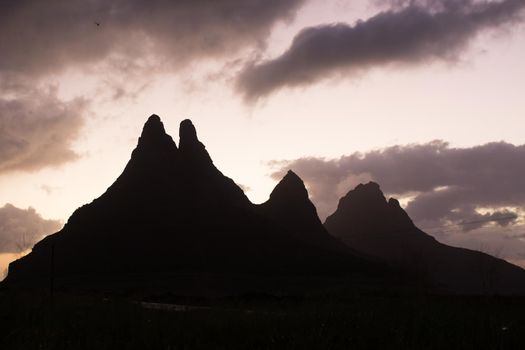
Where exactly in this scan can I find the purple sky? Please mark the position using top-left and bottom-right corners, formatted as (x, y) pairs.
(1, 0), (525, 277)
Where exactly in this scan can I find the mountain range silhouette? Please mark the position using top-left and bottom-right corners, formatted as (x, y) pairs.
(4, 115), (525, 295)
(4, 116), (374, 295)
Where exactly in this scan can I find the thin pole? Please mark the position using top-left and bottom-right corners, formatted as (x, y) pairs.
(50, 244), (55, 297)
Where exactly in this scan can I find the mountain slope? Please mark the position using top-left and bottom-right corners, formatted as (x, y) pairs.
(324, 182), (525, 294)
(256, 170), (357, 254)
(5, 115), (372, 294)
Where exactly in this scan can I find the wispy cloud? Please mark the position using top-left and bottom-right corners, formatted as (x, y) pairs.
(0, 88), (87, 174)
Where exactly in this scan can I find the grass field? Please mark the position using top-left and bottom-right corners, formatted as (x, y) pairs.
(1, 292), (524, 349)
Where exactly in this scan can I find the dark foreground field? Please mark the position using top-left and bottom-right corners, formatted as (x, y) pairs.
(1, 292), (524, 350)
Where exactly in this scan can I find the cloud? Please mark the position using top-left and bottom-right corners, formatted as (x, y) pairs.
(40, 185), (61, 196)
(270, 140), (525, 225)
(0, 87), (87, 174)
(236, 183), (252, 193)
(0, 0), (305, 78)
(0, 1), (306, 165)
(236, 0), (525, 101)
(455, 209), (517, 231)
(0, 204), (62, 253)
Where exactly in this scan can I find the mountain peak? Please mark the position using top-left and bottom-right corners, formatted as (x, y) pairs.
(283, 170), (304, 187)
(258, 170), (349, 252)
(178, 118), (215, 171)
(135, 114), (177, 152)
(388, 197), (401, 208)
(334, 181), (386, 213)
(147, 114), (161, 123)
(354, 181), (383, 197)
(285, 169), (301, 179)
(269, 170), (309, 202)
(179, 119), (198, 147)
(141, 114), (166, 138)
(325, 181), (416, 240)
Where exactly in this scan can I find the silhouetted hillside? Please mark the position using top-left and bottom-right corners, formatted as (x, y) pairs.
(7, 115), (523, 296)
(324, 182), (525, 295)
(4, 115), (374, 295)
(256, 170), (362, 255)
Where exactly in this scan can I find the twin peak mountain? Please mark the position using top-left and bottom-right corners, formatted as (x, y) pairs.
(6, 115), (525, 295)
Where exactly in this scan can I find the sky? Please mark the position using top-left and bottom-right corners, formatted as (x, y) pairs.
(1, 0), (525, 278)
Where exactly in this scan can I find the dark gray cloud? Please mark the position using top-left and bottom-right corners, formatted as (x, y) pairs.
(0, 0), (305, 78)
(237, 0), (525, 101)
(0, 1), (305, 171)
(270, 140), (525, 224)
(458, 209), (517, 231)
(0, 203), (62, 253)
(0, 88), (87, 174)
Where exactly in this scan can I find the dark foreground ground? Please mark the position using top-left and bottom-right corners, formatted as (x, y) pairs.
(1, 291), (524, 350)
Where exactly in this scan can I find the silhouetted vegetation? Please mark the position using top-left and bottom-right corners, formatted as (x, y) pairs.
(1, 292), (524, 349)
